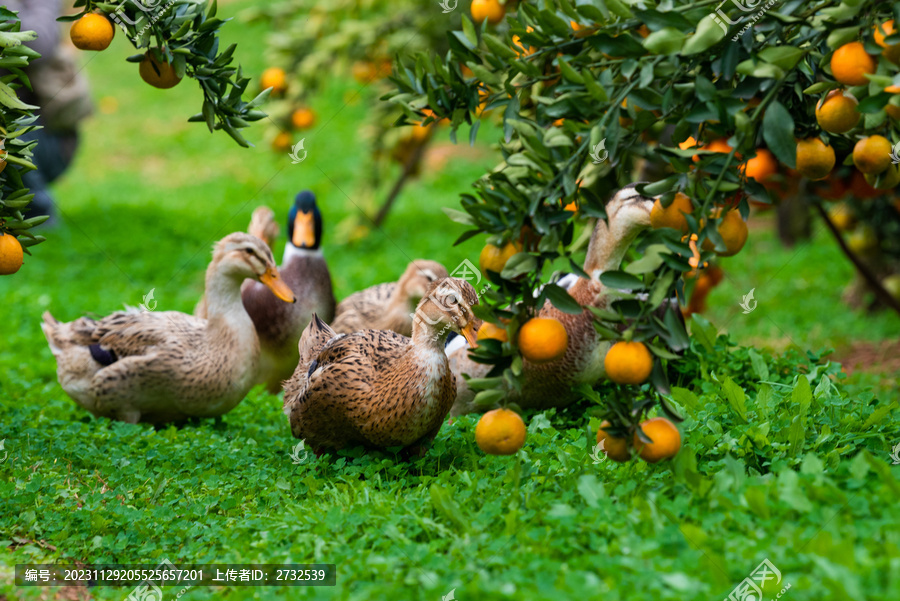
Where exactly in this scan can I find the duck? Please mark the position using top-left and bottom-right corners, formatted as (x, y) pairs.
(41, 233), (296, 424)
(329, 259), (448, 335)
(283, 277), (479, 453)
(447, 184), (656, 415)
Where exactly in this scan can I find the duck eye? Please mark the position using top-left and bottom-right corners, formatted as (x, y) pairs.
(447, 294), (458, 305)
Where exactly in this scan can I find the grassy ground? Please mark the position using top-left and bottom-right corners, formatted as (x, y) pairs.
(2, 1), (899, 600)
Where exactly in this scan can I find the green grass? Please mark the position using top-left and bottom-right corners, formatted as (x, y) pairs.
(2, 1), (900, 599)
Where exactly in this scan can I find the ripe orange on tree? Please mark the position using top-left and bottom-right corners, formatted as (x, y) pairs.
(633, 417), (681, 463)
(703, 208), (748, 257)
(477, 322), (508, 342)
(475, 408), (526, 455)
(853, 135), (892, 174)
(271, 131), (293, 152)
(815, 90), (860, 134)
(479, 240), (521, 274)
(604, 341), (653, 385)
(596, 421), (631, 462)
(650, 192), (693, 233)
(471, 0), (505, 25)
(260, 67), (287, 94)
(796, 137), (835, 180)
(874, 20), (900, 64)
(0, 233), (24, 275)
(864, 163), (900, 190)
(848, 169), (883, 199)
(742, 148), (778, 186)
(291, 107), (316, 129)
(139, 53), (182, 89)
(70, 13), (115, 51)
(830, 41), (876, 86)
(518, 317), (568, 364)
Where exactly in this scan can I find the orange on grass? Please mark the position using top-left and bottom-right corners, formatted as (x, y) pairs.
(479, 240), (521, 275)
(596, 421), (631, 462)
(69, 13), (114, 51)
(604, 341), (653, 385)
(518, 317), (568, 364)
(742, 148), (778, 185)
(477, 322), (508, 342)
(874, 20), (900, 64)
(271, 131), (292, 152)
(830, 42), (876, 86)
(864, 164), (900, 190)
(650, 192), (693, 233)
(471, 0), (505, 25)
(291, 107), (316, 129)
(853, 135), (892, 174)
(0, 233), (24, 275)
(796, 138), (835, 181)
(260, 67), (287, 94)
(703, 209), (748, 257)
(815, 90), (860, 134)
(475, 408), (526, 455)
(139, 54), (182, 89)
(633, 417), (681, 463)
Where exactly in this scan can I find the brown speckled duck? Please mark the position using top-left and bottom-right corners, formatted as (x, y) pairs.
(329, 259), (448, 335)
(448, 184), (655, 415)
(283, 277), (479, 453)
(41, 233), (296, 424)
(240, 191), (335, 392)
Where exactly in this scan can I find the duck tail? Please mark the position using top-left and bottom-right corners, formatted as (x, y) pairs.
(40, 312), (64, 355)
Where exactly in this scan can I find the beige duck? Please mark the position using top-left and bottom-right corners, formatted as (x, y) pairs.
(41, 233), (296, 424)
(199, 191), (336, 393)
(329, 259), (448, 335)
(448, 184), (655, 415)
(283, 277), (479, 453)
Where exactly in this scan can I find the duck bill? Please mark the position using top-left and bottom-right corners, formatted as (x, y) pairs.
(260, 268), (296, 303)
(461, 322), (478, 348)
(292, 211), (316, 248)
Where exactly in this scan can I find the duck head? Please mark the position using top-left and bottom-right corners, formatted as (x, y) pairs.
(413, 277), (479, 346)
(398, 259), (450, 303)
(583, 184), (656, 278)
(287, 190), (322, 250)
(211, 232), (296, 303)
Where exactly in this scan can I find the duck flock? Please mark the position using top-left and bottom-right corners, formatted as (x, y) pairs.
(41, 185), (656, 454)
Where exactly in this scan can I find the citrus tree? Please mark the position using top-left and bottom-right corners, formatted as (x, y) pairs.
(248, 0), (462, 229)
(67, 0), (268, 146)
(388, 0), (900, 456)
(0, 10), (44, 276)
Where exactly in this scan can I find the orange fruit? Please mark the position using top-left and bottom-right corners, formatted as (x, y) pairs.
(260, 67), (287, 94)
(815, 90), (860, 134)
(703, 209), (749, 257)
(742, 148), (778, 185)
(271, 131), (292, 152)
(471, 0), (505, 25)
(796, 138), (835, 181)
(650, 192), (693, 233)
(512, 26), (535, 56)
(291, 107), (316, 129)
(811, 174), (849, 201)
(139, 54), (182, 89)
(0, 233), (24, 275)
(351, 61), (377, 83)
(864, 163), (900, 190)
(477, 322), (508, 342)
(479, 240), (521, 275)
(563, 200), (578, 212)
(830, 42), (875, 86)
(828, 203), (855, 231)
(633, 417), (681, 463)
(475, 408), (526, 455)
(848, 169), (883, 199)
(604, 341), (653, 385)
(69, 13), (114, 51)
(518, 317), (568, 364)
(596, 421), (631, 462)
(679, 136), (699, 153)
(853, 135), (892, 174)
(692, 138), (737, 163)
(874, 20), (900, 64)
(570, 20), (581, 31)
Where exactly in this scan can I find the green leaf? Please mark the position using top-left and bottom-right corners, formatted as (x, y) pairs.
(758, 46), (804, 70)
(762, 100), (796, 169)
(599, 270), (644, 290)
(500, 252), (537, 279)
(689, 313), (717, 352)
(747, 348), (769, 380)
(670, 387), (700, 412)
(721, 376), (748, 422)
(542, 283), (583, 315)
(0, 81), (37, 110)
(576, 475), (605, 508)
(682, 14), (727, 56)
(625, 244), (668, 274)
(642, 27), (685, 55)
